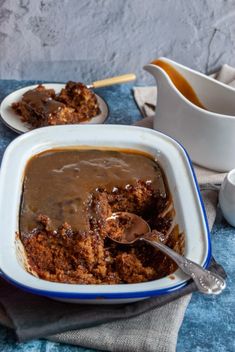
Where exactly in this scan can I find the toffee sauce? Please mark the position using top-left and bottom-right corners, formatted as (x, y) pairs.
(20, 149), (168, 233)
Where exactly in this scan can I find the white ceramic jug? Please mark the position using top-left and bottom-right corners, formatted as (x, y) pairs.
(144, 57), (235, 171)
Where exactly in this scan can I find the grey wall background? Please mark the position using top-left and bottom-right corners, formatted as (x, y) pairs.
(0, 0), (235, 84)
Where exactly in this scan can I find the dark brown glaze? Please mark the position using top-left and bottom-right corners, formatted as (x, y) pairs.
(22, 88), (64, 119)
(20, 149), (166, 233)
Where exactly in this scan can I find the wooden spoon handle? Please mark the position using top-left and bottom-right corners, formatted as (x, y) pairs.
(91, 73), (136, 88)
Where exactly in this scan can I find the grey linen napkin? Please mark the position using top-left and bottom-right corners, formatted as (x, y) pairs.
(0, 65), (232, 352)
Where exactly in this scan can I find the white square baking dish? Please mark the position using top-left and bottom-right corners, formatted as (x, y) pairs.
(0, 125), (211, 304)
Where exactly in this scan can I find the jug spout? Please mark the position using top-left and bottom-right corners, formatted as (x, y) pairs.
(143, 60), (192, 142)
(143, 63), (158, 78)
(144, 63), (168, 84)
(143, 63), (174, 96)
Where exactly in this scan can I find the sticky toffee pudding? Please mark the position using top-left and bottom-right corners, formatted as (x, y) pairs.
(19, 149), (184, 284)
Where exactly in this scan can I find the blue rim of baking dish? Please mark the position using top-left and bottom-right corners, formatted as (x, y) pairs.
(0, 132), (212, 299)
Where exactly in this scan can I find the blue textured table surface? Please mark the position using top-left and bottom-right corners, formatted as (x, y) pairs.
(0, 81), (234, 352)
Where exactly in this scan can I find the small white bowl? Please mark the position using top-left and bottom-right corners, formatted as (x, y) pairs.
(0, 125), (211, 304)
(219, 169), (235, 227)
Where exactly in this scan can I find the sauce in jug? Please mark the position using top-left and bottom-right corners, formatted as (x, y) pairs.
(152, 59), (206, 110)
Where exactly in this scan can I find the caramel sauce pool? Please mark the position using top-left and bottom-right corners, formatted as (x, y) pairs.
(20, 149), (167, 233)
(152, 59), (206, 110)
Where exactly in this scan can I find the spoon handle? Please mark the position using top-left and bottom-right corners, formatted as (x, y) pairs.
(88, 74), (136, 89)
(142, 238), (226, 295)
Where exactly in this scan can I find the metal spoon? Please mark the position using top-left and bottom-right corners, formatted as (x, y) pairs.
(106, 212), (226, 295)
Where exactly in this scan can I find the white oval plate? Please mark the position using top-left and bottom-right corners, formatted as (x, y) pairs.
(0, 83), (109, 134)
